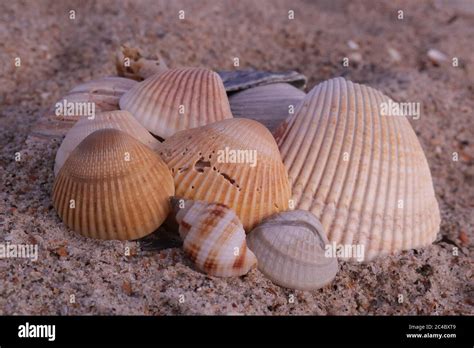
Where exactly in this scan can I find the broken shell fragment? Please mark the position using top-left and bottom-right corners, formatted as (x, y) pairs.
(160, 118), (292, 230)
(229, 83), (305, 132)
(52, 129), (174, 240)
(247, 210), (338, 290)
(275, 77), (440, 261)
(427, 48), (448, 65)
(48, 77), (137, 123)
(115, 44), (168, 81)
(54, 110), (161, 176)
(119, 67), (233, 138)
(172, 198), (257, 277)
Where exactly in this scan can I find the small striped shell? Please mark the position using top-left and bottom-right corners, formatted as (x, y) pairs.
(229, 83), (305, 132)
(275, 77), (440, 261)
(52, 129), (174, 240)
(119, 68), (233, 138)
(54, 110), (161, 176)
(48, 77), (137, 123)
(247, 210), (338, 290)
(160, 118), (292, 231)
(172, 198), (257, 277)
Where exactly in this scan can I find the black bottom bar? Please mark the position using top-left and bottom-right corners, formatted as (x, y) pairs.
(0, 315), (472, 345)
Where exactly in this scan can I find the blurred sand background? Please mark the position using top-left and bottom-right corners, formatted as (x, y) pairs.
(0, 0), (473, 314)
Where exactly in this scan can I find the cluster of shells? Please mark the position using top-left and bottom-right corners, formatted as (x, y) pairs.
(50, 45), (440, 291)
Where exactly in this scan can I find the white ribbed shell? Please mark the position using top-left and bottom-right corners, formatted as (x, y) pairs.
(229, 83), (305, 132)
(119, 68), (233, 138)
(173, 199), (257, 277)
(247, 210), (338, 290)
(275, 77), (440, 261)
(54, 110), (161, 176)
(49, 77), (137, 123)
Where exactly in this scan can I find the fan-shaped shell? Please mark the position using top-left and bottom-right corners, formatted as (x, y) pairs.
(119, 68), (233, 138)
(48, 77), (137, 123)
(172, 198), (257, 277)
(247, 210), (338, 290)
(275, 77), (440, 261)
(52, 129), (174, 240)
(160, 118), (291, 231)
(54, 110), (161, 176)
(229, 83), (305, 132)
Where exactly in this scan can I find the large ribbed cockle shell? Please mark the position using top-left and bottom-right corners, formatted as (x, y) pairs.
(48, 77), (137, 123)
(172, 198), (257, 277)
(54, 110), (161, 176)
(52, 128), (174, 240)
(274, 77), (441, 261)
(247, 210), (338, 290)
(229, 83), (305, 132)
(119, 68), (233, 138)
(160, 118), (292, 231)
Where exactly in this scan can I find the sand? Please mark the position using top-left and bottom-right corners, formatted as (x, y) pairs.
(0, 0), (473, 315)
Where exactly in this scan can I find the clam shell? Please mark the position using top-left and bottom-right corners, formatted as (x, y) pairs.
(119, 68), (233, 138)
(218, 70), (307, 92)
(247, 210), (338, 290)
(49, 77), (137, 123)
(54, 110), (161, 176)
(52, 128), (174, 240)
(229, 83), (305, 132)
(275, 77), (440, 261)
(172, 198), (257, 277)
(160, 118), (291, 230)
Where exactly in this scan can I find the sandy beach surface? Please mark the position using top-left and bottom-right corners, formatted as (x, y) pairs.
(0, 0), (473, 315)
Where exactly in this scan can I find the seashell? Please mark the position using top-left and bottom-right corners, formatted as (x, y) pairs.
(427, 48), (448, 65)
(347, 40), (359, 50)
(275, 77), (440, 261)
(119, 68), (233, 138)
(69, 76), (137, 95)
(247, 210), (338, 290)
(115, 44), (168, 81)
(48, 77), (137, 123)
(52, 128), (174, 240)
(218, 69), (307, 92)
(54, 110), (161, 176)
(387, 46), (402, 62)
(160, 118), (291, 231)
(172, 198), (257, 277)
(229, 83), (305, 132)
